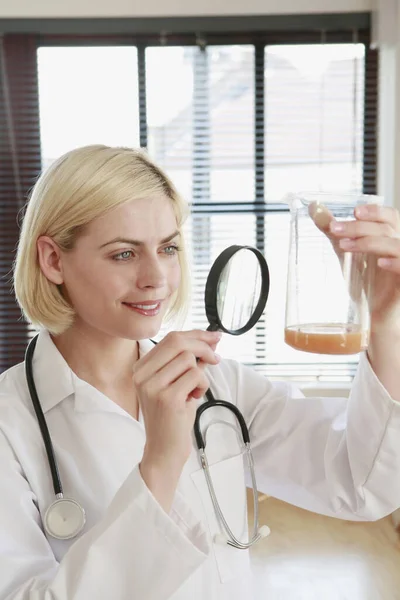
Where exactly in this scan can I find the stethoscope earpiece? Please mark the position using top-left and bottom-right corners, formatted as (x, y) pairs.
(214, 533), (228, 545)
(259, 525), (271, 538)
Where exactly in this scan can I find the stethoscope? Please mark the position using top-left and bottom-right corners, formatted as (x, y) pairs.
(25, 245), (271, 549)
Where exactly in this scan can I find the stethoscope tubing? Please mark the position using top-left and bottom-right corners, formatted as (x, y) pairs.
(194, 386), (264, 549)
(25, 335), (63, 497)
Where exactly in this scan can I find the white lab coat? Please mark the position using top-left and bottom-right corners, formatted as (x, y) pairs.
(0, 330), (399, 599)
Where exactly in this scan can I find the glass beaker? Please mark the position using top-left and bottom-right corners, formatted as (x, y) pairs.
(284, 192), (383, 355)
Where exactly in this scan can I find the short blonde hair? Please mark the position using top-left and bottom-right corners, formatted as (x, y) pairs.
(14, 144), (190, 335)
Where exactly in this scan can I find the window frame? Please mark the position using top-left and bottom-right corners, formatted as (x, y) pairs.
(0, 18), (378, 380)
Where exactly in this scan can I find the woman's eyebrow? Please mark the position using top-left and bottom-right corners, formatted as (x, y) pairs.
(99, 230), (180, 249)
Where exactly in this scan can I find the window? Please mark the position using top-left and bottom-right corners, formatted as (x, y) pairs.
(37, 46), (140, 164)
(0, 21), (377, 381)
(143, 39), (375, 381)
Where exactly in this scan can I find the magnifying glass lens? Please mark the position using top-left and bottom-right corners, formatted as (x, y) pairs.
(216, 250), (262, 332)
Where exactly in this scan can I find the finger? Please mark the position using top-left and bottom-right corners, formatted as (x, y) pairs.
(135, 330), (220, 371)
(154, 330), (221, 360)
(208, 340), (220, 352)
(308, 203), (344, 260)
(339, 235), (400, 257)
(355, 204), (400, 228)
(191, 385), (208, 400)
(309, 201), (400, 229)
(197, 340), (220, 362)
(147, 350), (214, 393)
(308, 202), (335, 235)
(329, 220), (398, 240)
(134, 335), (220, 383)
(377, 257), (400, 273)
(161, 367), (210, 406)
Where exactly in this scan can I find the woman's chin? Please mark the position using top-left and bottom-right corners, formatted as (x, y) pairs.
(124, 317), (163, 340)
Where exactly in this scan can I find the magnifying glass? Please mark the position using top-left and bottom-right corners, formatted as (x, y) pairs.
(204, 245), (270, 334)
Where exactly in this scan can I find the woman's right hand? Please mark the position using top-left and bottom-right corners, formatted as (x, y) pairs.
(133, 330), (221, 511)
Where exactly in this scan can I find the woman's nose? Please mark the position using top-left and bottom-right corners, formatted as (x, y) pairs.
(137, 257), (167, 289)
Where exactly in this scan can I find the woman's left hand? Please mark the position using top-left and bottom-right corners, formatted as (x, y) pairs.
(328, 203), (400, 332)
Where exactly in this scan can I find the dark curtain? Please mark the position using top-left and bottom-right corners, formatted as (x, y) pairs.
(0, 34), (42, 371)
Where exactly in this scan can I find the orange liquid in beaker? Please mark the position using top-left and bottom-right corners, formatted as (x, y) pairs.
(284, 324), (367, 355)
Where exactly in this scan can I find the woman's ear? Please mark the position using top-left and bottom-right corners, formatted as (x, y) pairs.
(37, 236), (64, 285)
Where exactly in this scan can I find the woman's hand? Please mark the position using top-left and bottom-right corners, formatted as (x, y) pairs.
(328, 204), (400, 331)
(310, 202), (400, 332)
(133, 330), (221, 510)
(309, 201), (400, 400)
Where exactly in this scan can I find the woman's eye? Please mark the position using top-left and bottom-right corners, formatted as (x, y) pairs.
(163, 245), (180, 256)
(113, 250), (133, 261)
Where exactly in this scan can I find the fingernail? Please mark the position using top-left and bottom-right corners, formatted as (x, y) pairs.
(214, 353), (221, 362)
(330, 222), (344, 232)
(212, 331), (222, 339)
(378, 258), (392, 268)
(355, 206), (368, 217)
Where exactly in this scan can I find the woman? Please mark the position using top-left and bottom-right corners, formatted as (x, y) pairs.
(1, 144), (400, 600)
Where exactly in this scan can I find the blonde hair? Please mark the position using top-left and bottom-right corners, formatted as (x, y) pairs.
(14, 144), (190, 335)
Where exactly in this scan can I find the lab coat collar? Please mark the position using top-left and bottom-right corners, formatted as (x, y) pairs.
(31, 330), (156, 415)
(31, 330), (75, 414)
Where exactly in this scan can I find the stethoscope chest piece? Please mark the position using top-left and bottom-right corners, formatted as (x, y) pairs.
(44, 497), (86, 540)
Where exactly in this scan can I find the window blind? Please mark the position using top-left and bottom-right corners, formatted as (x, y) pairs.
(0, 34), (41, 371)
(0, 26), (378, 382)
(145, 39), (377, 381)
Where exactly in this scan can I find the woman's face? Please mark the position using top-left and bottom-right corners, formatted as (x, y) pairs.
(58, 195), (182, 340)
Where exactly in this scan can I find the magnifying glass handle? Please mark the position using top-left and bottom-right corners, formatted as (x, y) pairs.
(195, 324), (221, 365)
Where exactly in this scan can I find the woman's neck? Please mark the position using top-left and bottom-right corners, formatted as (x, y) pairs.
(50, 323), (139, 389)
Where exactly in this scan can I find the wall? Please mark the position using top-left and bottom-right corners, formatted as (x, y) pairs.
(374, 0), (400, 210)
(0, 0), (373, 18)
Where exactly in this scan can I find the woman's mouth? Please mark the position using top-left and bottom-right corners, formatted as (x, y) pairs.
(123, 301), (162, 317)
